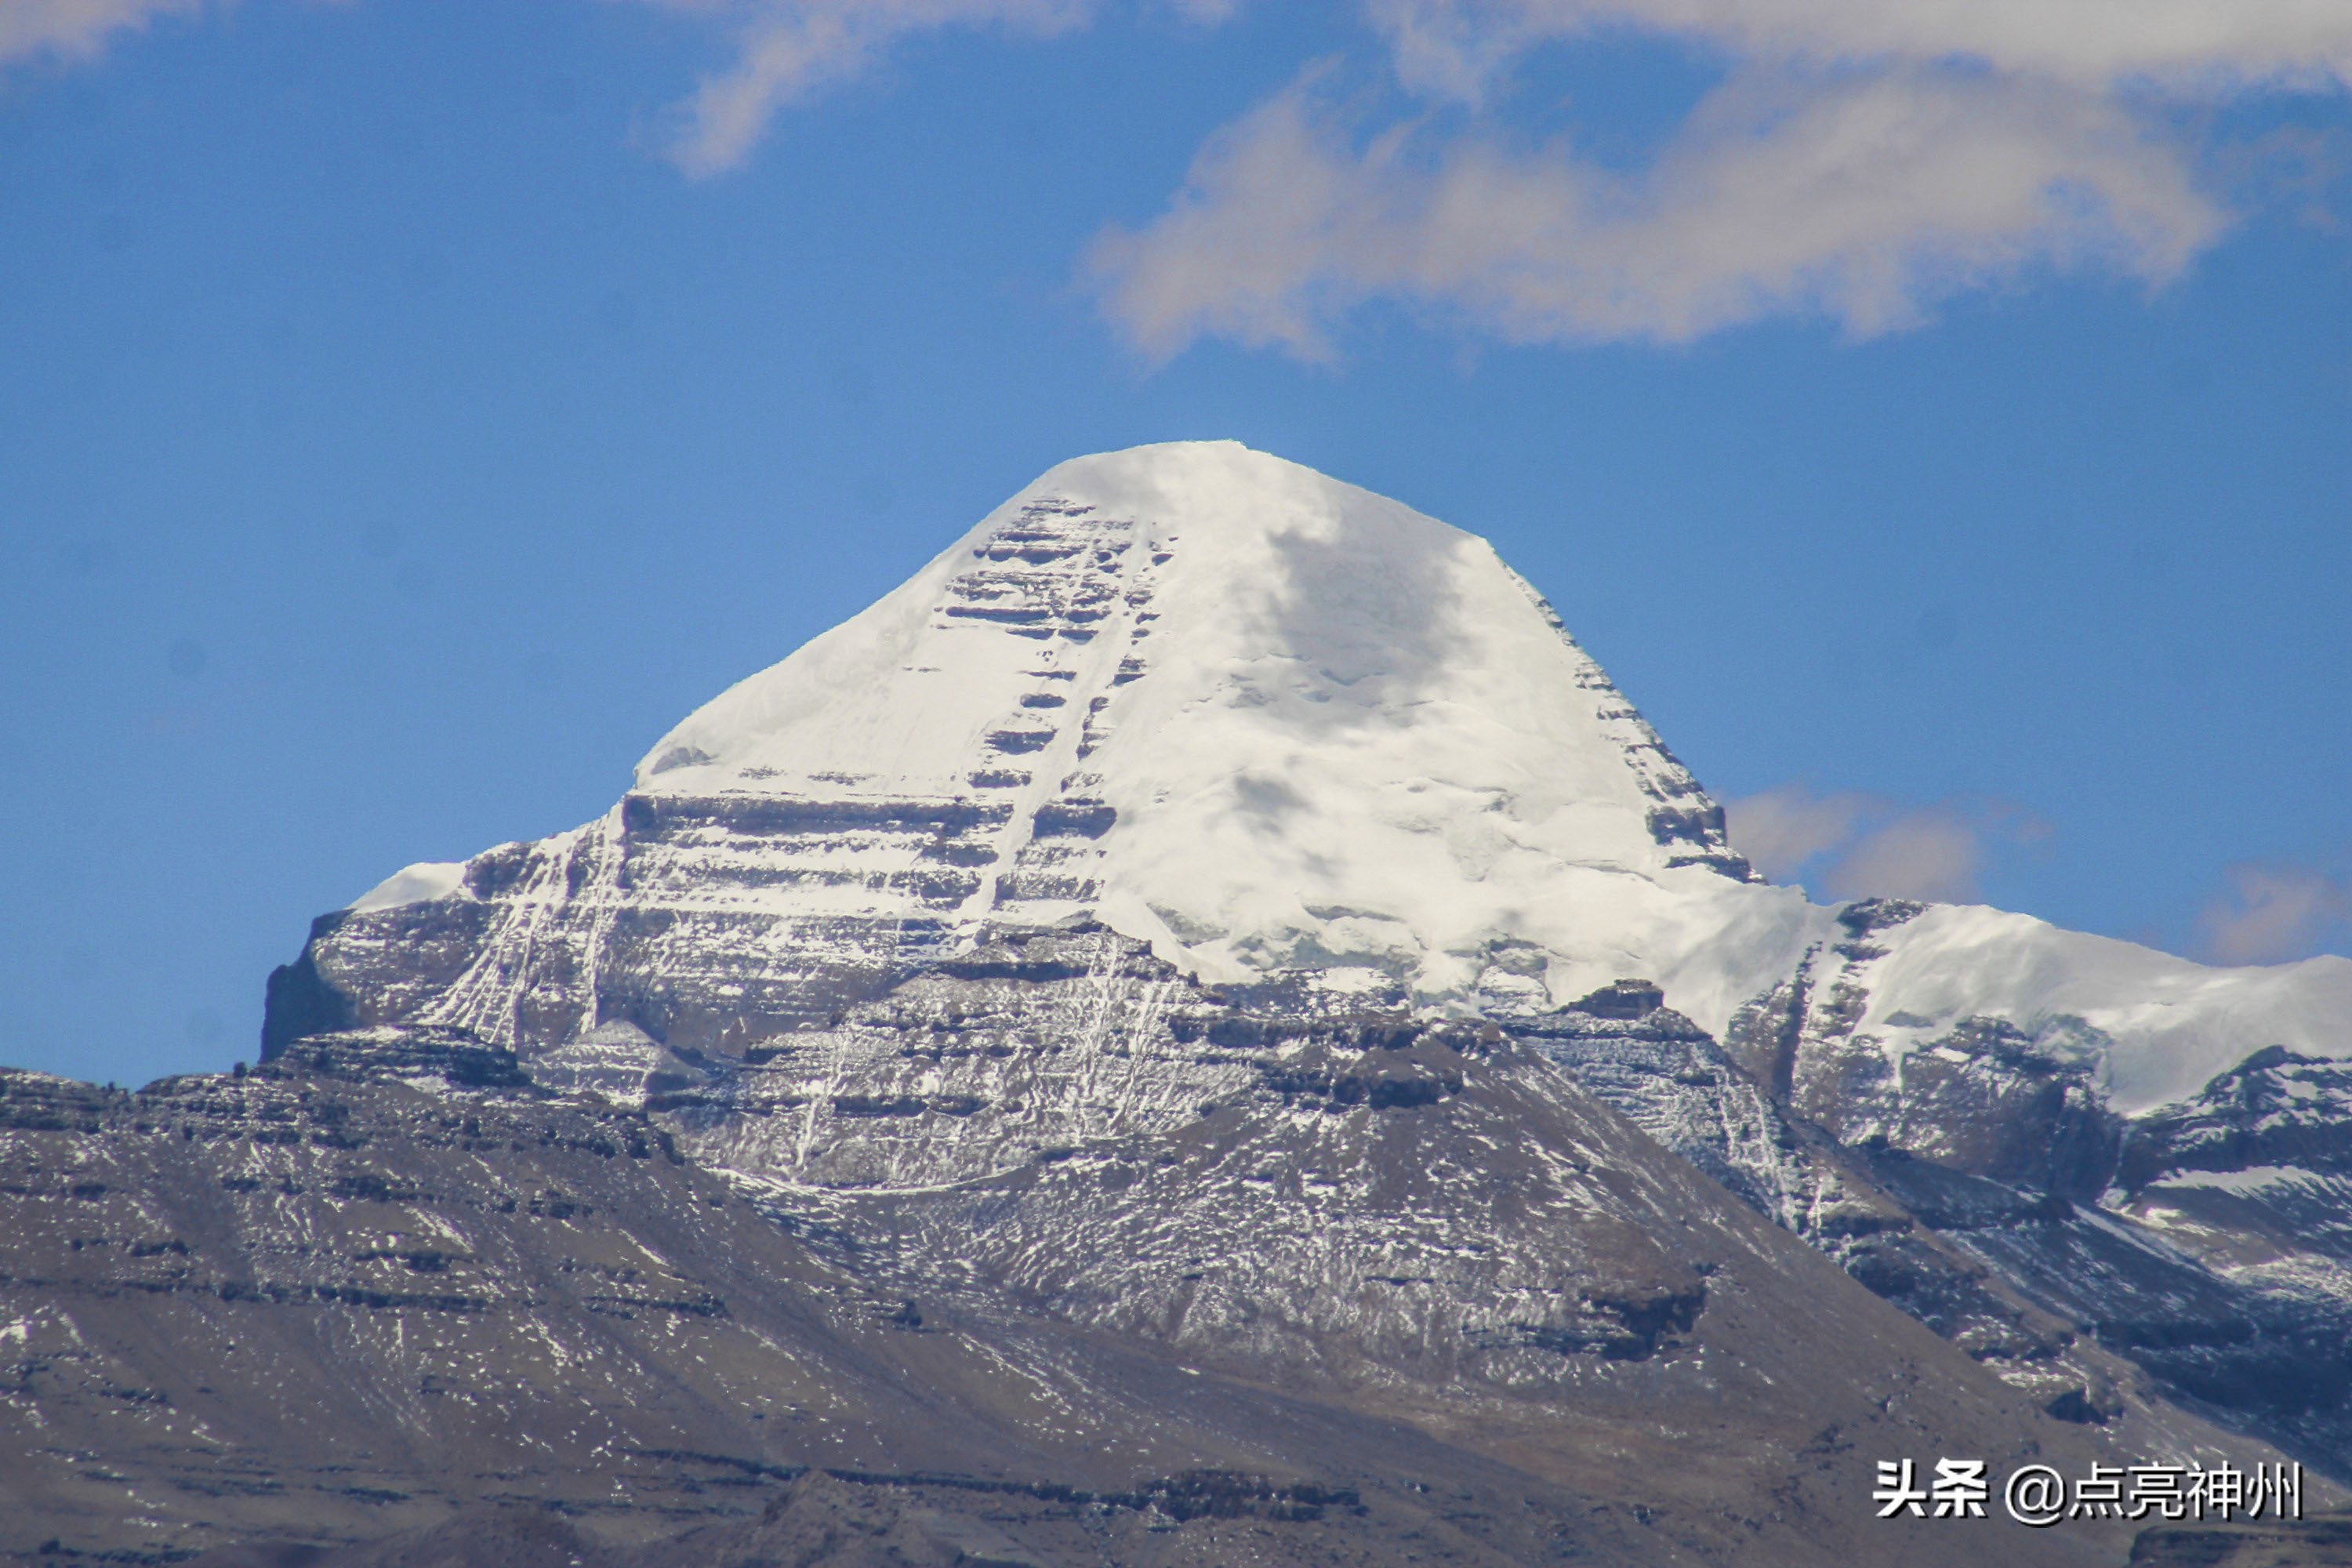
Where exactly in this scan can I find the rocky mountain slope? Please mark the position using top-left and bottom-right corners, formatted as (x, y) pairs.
(0, 1022), (2236, 1566)
(5, 1040), (1732, 1564)
(6, 441), (2348, 1563)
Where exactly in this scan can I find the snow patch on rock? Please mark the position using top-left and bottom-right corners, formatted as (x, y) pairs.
(350, 861), (470, 913)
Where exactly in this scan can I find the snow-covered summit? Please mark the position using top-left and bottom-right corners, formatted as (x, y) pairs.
(296, 441), (2347, 1117)
(632, 439), (1789, 1015)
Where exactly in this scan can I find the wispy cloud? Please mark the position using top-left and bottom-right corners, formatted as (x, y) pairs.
(633, 0), (1246, 175)
(1817, 805), (1987, 906)
(1364, 0), (2352, 101)
(1091, 0), (2351, 354)
(0, 0), (205, 64)
(2195, 862), (2352, 965)
(1734, 786), (2351, 961)
(1724, 783), (2049, 905)
(9, 0), (2345, 341)
(1717, 783), (1875, 884)
(1088, 66), (2223, 356)
(1, 2), (1238, 176)
(634, 0), (1101, 178)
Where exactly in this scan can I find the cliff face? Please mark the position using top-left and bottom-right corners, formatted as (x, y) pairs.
(270, 441), (1785, 1069)
(270, 442), (2347, 1105)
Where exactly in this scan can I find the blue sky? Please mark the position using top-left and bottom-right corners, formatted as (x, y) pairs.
(2, 0), (2347, 1086)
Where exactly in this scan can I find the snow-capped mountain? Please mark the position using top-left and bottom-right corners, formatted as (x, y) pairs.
(14, 441), (2352, 1563)
(242, 439), (2352, 1494)
(281, 440), (2348, 1116)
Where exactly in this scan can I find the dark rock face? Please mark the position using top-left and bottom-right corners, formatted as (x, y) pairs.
(1722, 912), (2352, 1467)
(1568, 977), (1667, 1019)
(1438, 967), (2352, 1478)
(2121, 1050), (2352, 1189)
(2092, 1051), (2352, 1459)
(1708, 899), (2347, 1436)
(1722, 901), (2125, 1202)
(1512, 992), (2136, 1421)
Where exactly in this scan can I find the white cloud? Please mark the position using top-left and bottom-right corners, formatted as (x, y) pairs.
(1366, 0), (2352, 100)
(1818, 806), (1984, 904)
(1, 2), (1234, 177)
(1719, 782), (1875, 884)
(1091, 0), (2351, 354)
(1374, 0), (2352, 103)
(0, 0), (205, 64)
(2196, 862), (2351, 965)
(636, 0), (1101, 178)
(6, 0), (2342, 343)
(1089, 66), (2225, 354)
(1724, 783), (2048, 905)
(1735, 789), (2351, 961)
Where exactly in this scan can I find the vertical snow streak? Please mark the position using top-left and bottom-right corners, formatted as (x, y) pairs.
(412, 811), (628, 1053)
(575, 808), (631, 1037)
(945, 500), (1151, 931)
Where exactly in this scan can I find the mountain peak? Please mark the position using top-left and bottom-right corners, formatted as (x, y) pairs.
(218, 445), (2352, 1546)
(626, 439), (1759, 1010)
(304, 443), (2347, 1118)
